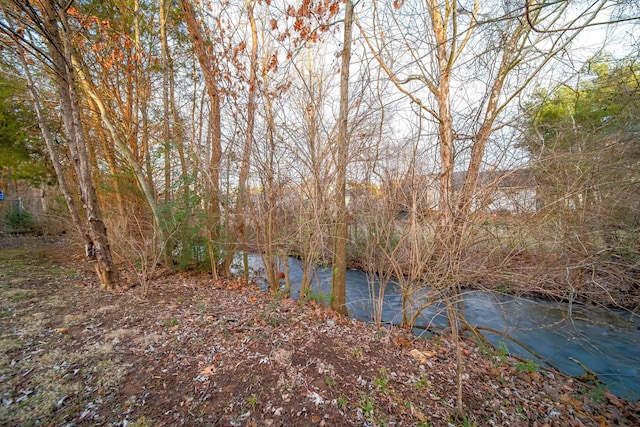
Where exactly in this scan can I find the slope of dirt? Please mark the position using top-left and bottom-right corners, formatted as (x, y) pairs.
(1, 234), (638, 426)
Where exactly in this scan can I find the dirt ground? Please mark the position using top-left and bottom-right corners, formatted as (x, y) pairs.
(1, 234), (638, 426)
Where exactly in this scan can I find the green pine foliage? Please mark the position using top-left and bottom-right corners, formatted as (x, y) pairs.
(158, 193), (216, 270)
(522, 56), (640, 260)
(0, 74), (51, 186)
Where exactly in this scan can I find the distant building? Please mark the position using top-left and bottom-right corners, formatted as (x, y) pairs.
(388, 168), (539, 217)
(452, 169), (538, 214)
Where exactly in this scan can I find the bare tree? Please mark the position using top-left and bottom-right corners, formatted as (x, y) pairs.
(235, 0), (260, 283)
(354, 0), (613, 413)
(330, 0), (354, 316)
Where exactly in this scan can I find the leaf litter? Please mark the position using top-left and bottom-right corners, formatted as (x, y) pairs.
(0, 234), (638, 426)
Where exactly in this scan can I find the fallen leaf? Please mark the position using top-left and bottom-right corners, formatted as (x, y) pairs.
(409, 349), (434, 363)
(394, 337), (412, 347)
(604, 391), (624, 408)
(199, 364), (217, 376)
(528, 371), (542, 382)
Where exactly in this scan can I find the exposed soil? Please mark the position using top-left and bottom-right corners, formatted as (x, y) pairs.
(1, 234), (638, 426)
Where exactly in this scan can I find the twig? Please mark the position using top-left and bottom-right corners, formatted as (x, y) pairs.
(569, 356), (603, 385)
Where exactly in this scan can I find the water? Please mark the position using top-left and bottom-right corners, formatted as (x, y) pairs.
(244, 254), (640, 401)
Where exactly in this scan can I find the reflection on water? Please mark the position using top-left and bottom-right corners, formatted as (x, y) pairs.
(245, 254), (640, 401)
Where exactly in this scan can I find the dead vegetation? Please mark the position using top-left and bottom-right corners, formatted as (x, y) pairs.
(1, 235), (638, 426)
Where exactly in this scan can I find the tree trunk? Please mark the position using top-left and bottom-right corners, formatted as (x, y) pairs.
(425, 0), (456, 225)
(261, 61), (279, 290)
(41, 0), (119, 290)
(236, 0), (259, 284)
(133, 0), (154, 204)
(11, 21), (93, 250)
(91, 109), (126, 218)
(73, 58), (165, 248)
(179, 0), (223, 278)
(331, 0), (354, 317)
(160, 0), (172, 203)
(426, 0), (463, 412)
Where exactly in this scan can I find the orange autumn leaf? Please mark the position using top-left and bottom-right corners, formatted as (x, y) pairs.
(199, 364), (216, 376)
(394, 337), (412, 347)
(329, 2), (339, 16)
(269, 53), (278, 71)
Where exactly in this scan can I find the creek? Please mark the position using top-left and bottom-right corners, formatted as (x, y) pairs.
(244, 254), (640, 401)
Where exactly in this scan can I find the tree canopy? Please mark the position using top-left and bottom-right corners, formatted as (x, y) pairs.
(523, 57), (640, 257)
(528, 58), (640, 150)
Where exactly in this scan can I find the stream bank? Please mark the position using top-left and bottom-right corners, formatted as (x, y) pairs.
(247, 254), (640, 401)
(1, 235), (638, 425)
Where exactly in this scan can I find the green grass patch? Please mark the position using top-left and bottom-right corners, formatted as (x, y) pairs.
(515, 359), (540, 373)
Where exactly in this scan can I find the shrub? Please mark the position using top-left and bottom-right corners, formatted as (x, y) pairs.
(3, 208), (33, 231)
